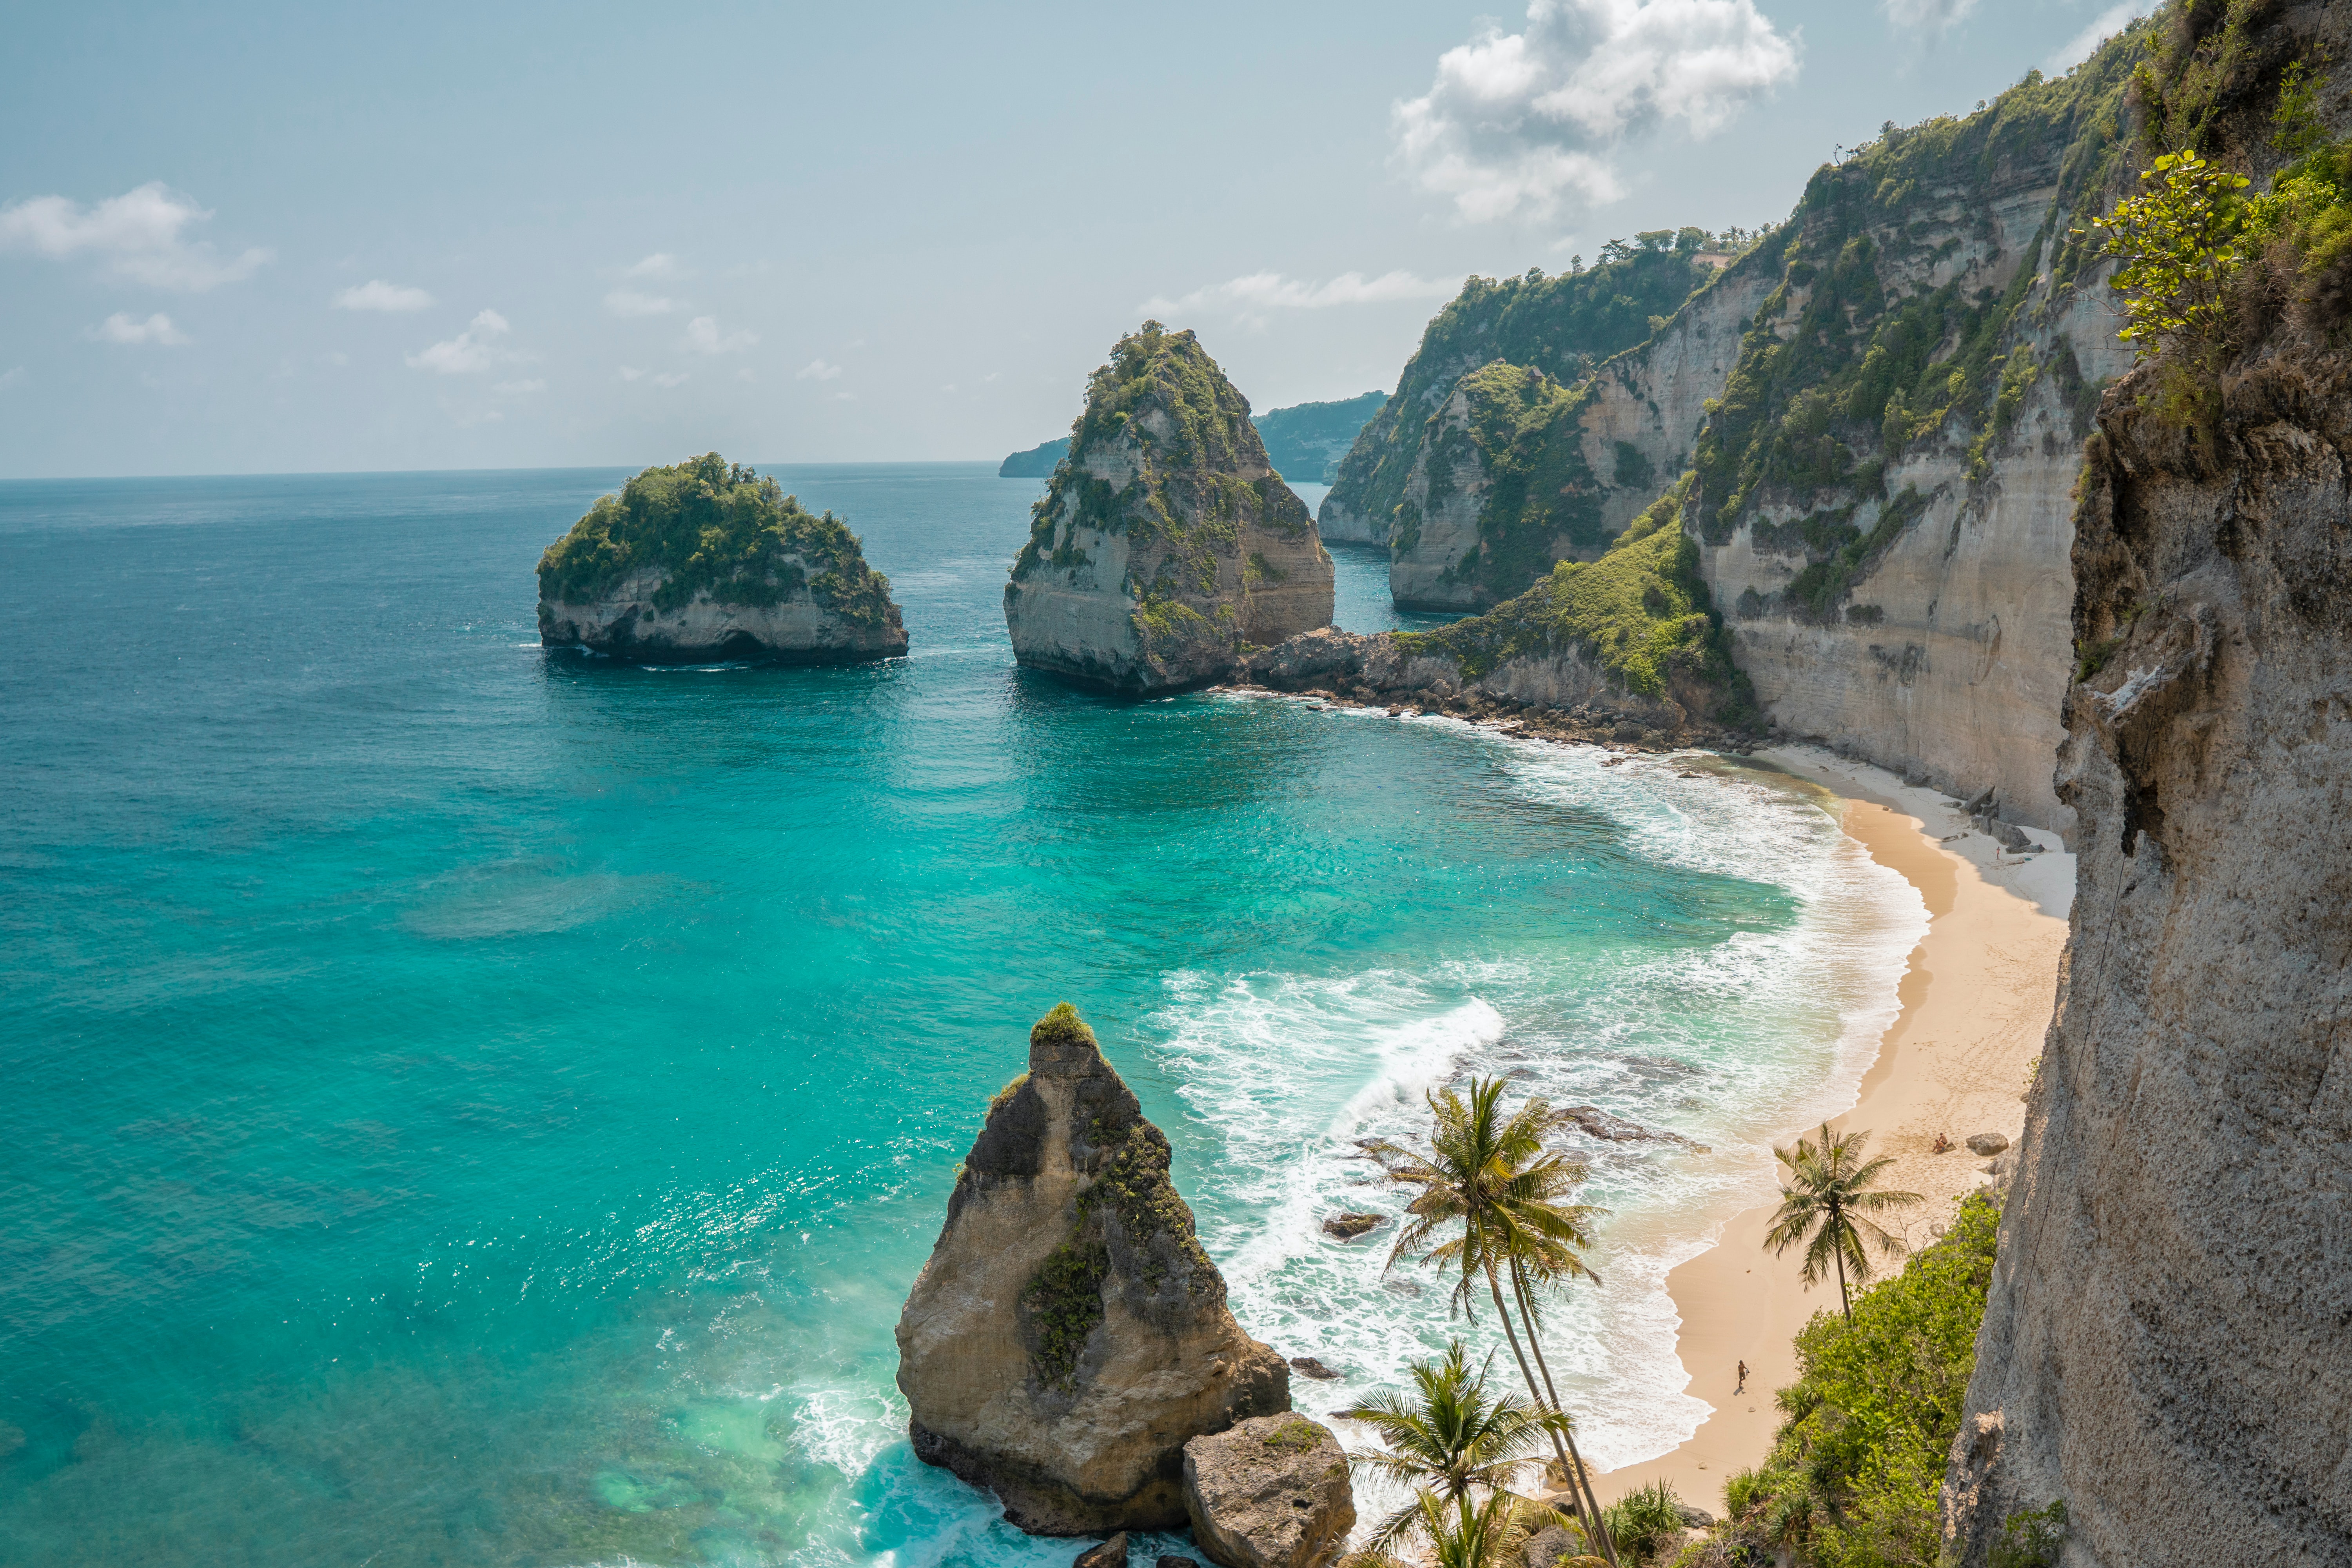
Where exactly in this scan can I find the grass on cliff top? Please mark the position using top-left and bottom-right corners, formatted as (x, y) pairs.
(1327, 236), (1730, 535)
(538, 452), (893, 623)
(1395, 474), (1755, 724)
(1709, 1194), (2003, 1568)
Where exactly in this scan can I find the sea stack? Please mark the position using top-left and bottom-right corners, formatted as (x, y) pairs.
(1004, 323), (1334, 693)
(895, 1004), (1289, 1534)
(537, 452), (907, 664)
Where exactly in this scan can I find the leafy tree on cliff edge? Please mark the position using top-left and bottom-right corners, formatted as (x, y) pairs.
(1338, 1339), (1570, 1553)
(1364, 1078), (1620, 1566)
(1763, 1123), (1922, 1321)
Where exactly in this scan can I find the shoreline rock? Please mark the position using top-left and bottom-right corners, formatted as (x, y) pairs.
(537, 453), (906, 666)
(895, 1004), (1289, 1535)
(1181, 1415), (1354, 1568)
(1004, 323), (1334, 695)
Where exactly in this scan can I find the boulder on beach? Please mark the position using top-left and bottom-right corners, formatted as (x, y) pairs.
(1965, 1132), (2010, 1156)
(1181, 1414), (1354, 1568)
(895, 1004), (1289, 1534)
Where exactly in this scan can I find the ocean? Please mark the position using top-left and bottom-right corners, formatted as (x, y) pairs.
(0, 463), (1923, 1567)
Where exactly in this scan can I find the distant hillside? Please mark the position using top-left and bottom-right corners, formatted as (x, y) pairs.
(998, 437), (1069, 478)
(1250, 389), (1386, 484)
(998, 390), (1386, 483)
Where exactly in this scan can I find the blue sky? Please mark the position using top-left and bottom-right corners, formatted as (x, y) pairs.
(0, 0), (2156, 477)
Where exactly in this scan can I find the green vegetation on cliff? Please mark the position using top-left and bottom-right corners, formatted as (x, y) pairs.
(1252, 389), (1387, 483)
(1395, 474), (1755, 722)
(1687, 33), (2148, 570)
(1711, 1196), (2004, 1568)
(1400, 362), (1605, 606)
(1327, 238), (1727, 536)
(999, 437), (1070, 478)
(538, 452), (894, 625)
(1011, 322), (1309, 604)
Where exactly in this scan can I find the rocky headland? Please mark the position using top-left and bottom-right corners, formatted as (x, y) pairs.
(895, 1004), (1292, 1535)
(537, 452), (906, 664)
(1004, 323), (1334, 693)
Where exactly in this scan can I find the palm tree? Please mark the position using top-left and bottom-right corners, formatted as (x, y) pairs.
(1339, 1340), (1570, 1553)
(1374, 1487), (1522, 1568)
(1363, 1078), (1620, 1566)
(1762, 1123), (1923, 1320)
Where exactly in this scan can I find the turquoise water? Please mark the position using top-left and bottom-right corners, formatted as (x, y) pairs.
(0, 465), (1920, 1567)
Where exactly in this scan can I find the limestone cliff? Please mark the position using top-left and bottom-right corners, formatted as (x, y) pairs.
(1004, 324), (1334, 693)
(1947, 5), (2352, 1562)
(537, 453), (906, 664)
(1945, 350), (2352, 1568)
(896, 1004), (1289, 1535)
(1320, 245), (1722, 546)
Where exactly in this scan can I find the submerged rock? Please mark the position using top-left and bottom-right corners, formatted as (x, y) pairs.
(896, 1004), (1289, 1535)
(1004, 323), (1333, 693)
(1181, 1415), (1354, 1568)
(537, 453), (906, 664)
(1072, 1533), (1128, 1568)
(1319, 1212), (1384, 1240)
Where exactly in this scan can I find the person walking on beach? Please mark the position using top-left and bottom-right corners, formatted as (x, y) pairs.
(1735, 1360), (1749, 1394)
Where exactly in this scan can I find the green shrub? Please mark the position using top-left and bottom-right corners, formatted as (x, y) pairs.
(1990, 1499), (2068, 1568)
(1602, 1482), (1688, 1566)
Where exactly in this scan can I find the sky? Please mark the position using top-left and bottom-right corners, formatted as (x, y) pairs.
(0, 0), (2161, 478)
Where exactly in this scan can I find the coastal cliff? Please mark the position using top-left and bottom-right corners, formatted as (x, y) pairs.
(1947, 6), (2352, 1562)
(537, 453), (906, 664)
(1004, 324), (1333, 693)
(896, 1004), (1289, 1535)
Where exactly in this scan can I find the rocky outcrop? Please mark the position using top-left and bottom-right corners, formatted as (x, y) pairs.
(896, 1004), (1289, 1534)
(537, 452), (906, 664)
(1004, 324), (1333, 693)
(1944, 351), (2352, 1566)
(1180, 1415), (1354, 1568)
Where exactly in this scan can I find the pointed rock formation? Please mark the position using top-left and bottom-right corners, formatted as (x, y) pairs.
(538, 452), (907, 664)
(895, 1004), (1290, 1534)
(1004, 324), (1334, 693)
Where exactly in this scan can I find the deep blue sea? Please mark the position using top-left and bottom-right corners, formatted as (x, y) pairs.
(0, 464), (1921, 1567)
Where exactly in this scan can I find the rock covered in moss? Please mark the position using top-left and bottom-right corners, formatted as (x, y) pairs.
(1004, 324), (1334, 693)
(1181, 1414), (1354, 1568)
(537, 452), (906, 664)
(895, 1004), (1289, 1535)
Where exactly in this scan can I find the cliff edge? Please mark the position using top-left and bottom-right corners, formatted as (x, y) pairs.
(1948, 349), (2352, 1568)
(537, 453), (906, 664)
(1004, 324), (1333, 693)
(895, 1004), (1289, 1535)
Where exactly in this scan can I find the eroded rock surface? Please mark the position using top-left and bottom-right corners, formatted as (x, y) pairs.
(1004, 324), (1332, 693)
(1181, 1415), (1354, 1568)
(537, 452), (906, 664)
(1946, 353), (2352, 1564)
(896, 1005), (1288, 1534)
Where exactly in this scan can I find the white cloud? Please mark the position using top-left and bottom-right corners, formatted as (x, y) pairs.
(604, 289), (678, 317)
(494, 378), (546, 394)
(829, 391), (857, 402)
(1881, 0), (1975, 32)
(1396, 0), (1800, 221)
(685, 316), (755, 354)
(0, 365), (26, 389)
(737, 368), (756, 382)
(653, 371), (690, 388)
(623, 252), (682, 279)
(93, 311), (190, 346)
(2047, 0), (2158, 72)
(405, 309), (516, 374)
(619, 366), (645, 382)
(797, 358), (844, 381)
(333, 279), (434, 312)
(0, 182), (271, 290)
(1143, 270), (1463, 317)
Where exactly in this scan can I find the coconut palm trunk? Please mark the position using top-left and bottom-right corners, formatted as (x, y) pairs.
(1510, 1259), (1617, 1563)
(1485, 1261), (1619, 1568)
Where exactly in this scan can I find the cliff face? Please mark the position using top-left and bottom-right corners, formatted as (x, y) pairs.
(1252, 390), (1386, 486)
(1320, 249), (1717, 546)
(537, 453), (906, 664)
(1004, 324), (1333, 693)
(896, 1005), (1289, 1535)
(1946, 353), (2352, 1568)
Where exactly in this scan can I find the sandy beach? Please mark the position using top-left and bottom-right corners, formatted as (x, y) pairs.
(1593, 745), (2075, 1515)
